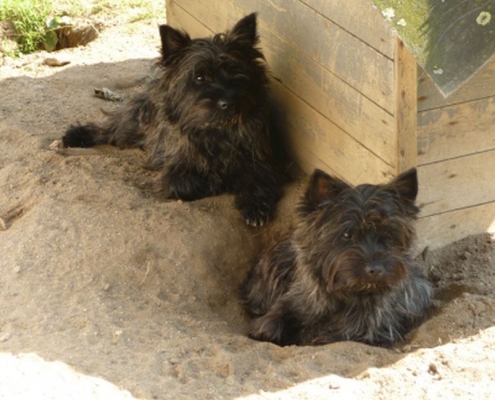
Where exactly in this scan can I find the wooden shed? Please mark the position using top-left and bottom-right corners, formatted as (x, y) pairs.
(166, 0), (495, 250)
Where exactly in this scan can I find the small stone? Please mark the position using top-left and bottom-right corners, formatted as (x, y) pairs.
(0, 332), (12, 342)
(103, 283), (111, 291)
(44, 57), (71, 67)
(49, 139), (64, 150)
(428, 363), (438, 375)
(13, 266), (21, 273)
(93, 87), (123, 102)
(0, 218), (6, 231)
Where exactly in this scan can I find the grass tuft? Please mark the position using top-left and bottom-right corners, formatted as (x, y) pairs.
(0, 0), (165, 56)
(0, 0), (55, 54)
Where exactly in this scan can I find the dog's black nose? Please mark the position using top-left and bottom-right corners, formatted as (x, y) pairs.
(366, 263), (384, 277)
(218, 98), (231, 110)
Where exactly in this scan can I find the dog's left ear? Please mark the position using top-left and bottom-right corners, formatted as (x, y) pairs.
(227, 13), (259, 46)
(298, 169), (350, 216)
(387, 168), (418, 203)
(159, 25), (192, 61)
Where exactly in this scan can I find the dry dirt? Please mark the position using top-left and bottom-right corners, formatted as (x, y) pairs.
(1, 14), (495, 400)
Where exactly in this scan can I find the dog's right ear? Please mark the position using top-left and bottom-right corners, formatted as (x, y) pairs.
(159, 25), (192, 61)
(386, 167), (418, 204)
(298, 169), (350, 215)
(227, 13), (259, 47)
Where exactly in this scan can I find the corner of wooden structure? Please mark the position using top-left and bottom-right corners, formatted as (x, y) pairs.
(395, 38), (418, 173)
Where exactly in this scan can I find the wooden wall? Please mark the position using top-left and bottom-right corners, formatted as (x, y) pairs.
(415, 58), (495, 249)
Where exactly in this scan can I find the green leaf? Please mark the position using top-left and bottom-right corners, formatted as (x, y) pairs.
(43, 29), (58, 52)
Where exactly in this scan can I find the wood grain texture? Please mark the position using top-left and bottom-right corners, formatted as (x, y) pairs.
(417, 150), (495, 217)
(236, 0), (396, 112)
(301, 0), (395, 58)
(261, 24), (396, 167)
(416, 201), (495, 251)
(417, 56), (495, 112)
(166, 0), (213, 36)
(270, 80), (395, 185)
(418, 96), (495, 165)
(395, 39), (417, 173)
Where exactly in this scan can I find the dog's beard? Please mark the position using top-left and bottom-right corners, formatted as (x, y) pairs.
(321, 248), (408, 295)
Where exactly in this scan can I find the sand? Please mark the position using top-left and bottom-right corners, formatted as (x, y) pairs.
(1, 15), (495, 400)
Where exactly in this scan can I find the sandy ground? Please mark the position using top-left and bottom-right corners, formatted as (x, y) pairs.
(1, 15), (495, 400)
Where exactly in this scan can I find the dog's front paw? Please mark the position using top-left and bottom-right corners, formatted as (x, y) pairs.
(249, 315), (284, 344)
(62, 124), (100, 148)
(238, 202), (272, 227)
(162, 172), (211, 201)
(235, 191), (275, 226)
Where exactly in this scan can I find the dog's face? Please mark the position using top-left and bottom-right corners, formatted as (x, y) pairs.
(158, 13), (269, 132)
(295, 168), (420, 295)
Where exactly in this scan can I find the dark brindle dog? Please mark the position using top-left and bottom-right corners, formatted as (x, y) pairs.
(62, 14), (282, 226)
(242, 168), (432, 346)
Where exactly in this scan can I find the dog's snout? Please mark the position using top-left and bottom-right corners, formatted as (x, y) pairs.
(366, 263), (384, 277)
(217, 98), (231, 110)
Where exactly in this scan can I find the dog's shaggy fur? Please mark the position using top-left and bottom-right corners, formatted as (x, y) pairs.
(62, 14), (283, 226)
(243, 168), (432, 346)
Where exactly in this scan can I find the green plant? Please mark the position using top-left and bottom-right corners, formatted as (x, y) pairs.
(0, 0), (166, 56)
(0, 0), (55, 54)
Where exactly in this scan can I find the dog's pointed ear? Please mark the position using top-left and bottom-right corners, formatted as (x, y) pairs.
(298, 169), (350, 215)
(227, 13), (258, 46)
(159, 25), (192, 61)
(386, 168), (418, 203)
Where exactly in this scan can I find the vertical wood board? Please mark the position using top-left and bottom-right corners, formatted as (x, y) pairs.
(395, 39), (417, 173)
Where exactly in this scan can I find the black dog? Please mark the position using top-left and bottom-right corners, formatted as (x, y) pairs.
(62, 14), (282, 226)
(243, 168), (432, 346)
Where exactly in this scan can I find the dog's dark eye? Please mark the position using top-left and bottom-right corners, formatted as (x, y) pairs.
(194, 74), (206, 83)
(342, 232), (352, 240)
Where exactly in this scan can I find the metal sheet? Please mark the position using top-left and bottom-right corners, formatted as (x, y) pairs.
(372, 0), (495, 97)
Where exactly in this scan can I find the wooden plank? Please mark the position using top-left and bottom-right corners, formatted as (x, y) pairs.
(417, 56), (495, 112)
(168, 0), (398, 167)
(233, 0), (396, 113)
(166, 0), (213, 37)
(271, 80), (395, 185)
(417, 150), (495, 217)
(395, 39), (417, 173)
(262, 26), (396, 168)
(301, 0), (395, 58)
(416, 201), (495, 251)
(418, 96), (495, 165)
(171, 0), (396, 114)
